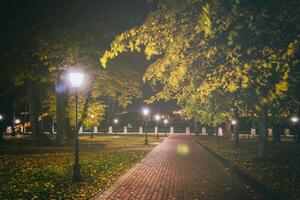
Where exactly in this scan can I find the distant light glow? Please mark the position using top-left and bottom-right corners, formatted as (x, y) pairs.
(15, 119), (21, 124)
(154, 114), (160, 121)
(163, 119), (169, 124)
(231, 120), (237, 125)
(113, 118), (119, 124)
(142, 108), (150, 116)
(0, 115), (3, 120)
(291, 116), (299, 123)
(69, 72), (84, 88)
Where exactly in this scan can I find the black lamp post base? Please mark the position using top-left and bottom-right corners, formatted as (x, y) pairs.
(73, 164), (81, 182)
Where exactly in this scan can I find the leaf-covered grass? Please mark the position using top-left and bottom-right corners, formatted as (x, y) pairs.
(197, 136), (300, 200)
(0, 135), (165, 199)
(80, 135), (165, 149)
(0, 135), (165, 154)
(0, 150), (148, 199)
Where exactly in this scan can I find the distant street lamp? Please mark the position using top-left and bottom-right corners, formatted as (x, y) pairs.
(113, 118), (119, 134)
(69, 71), (84, 182)
(15, 119), (21, 124)
(291, 116), (299, 143)
(154, 114), (160, 139)
(231, 119), (239, 148)
(291, 116), (299, 123)
(164, 119), (168, 136)
(142, 108), (150, 145)
(231, 120), (237, 126)
(0, 114), (3, 140)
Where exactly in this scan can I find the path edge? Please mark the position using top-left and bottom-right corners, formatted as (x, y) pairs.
(90, 140), (165, 200)
(196, 140), (284, 200)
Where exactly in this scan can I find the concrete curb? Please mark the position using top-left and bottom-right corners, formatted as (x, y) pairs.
(197, 141), (284, 200)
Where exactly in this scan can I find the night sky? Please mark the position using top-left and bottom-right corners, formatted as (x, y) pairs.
(0, 0), (177, 125)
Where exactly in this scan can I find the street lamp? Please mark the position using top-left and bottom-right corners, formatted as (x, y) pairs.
(142, 107), (150, 145)
(231, 119), (238, 148)
(113, 118), (119, 134)
(69, 71), (84, 182)
(163, 119), (168, 136)
(15, 119), (21, 124)
(291, 116), (299, 123)
(154, 114), (160, 139)
(231, 120), (237, 126)
(291, 116), (299, 143)
(0, 115), (3, 140)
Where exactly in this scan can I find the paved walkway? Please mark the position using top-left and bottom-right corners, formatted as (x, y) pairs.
(94, 135), (262, 200)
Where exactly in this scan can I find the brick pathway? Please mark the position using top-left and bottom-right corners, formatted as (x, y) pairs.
(94, 135), (262, 200)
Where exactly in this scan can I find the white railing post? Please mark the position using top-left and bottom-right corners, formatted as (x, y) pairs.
(218, 127), (223, 136)
(170, 126), (174, 134)
(124, 126), (127, 134)
(155, 126), (158, 135)
(108, 126), (113, 134)
(268, 128), (273, 137)
(186, 127), (190, 134)
(93, 126), (98, 133)
(250, 128), (256, 138)
(139, 126), (143, 134)
(201, 127), (207, 135)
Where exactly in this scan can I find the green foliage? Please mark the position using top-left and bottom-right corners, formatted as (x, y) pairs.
(101, 0), (300, 126)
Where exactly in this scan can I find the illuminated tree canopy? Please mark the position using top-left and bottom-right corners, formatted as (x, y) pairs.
(101, 0), (300, 158)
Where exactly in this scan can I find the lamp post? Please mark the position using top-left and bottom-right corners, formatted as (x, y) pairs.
(291, 116), (299, 143)
(154, 114), (160, 139)
(232, 119), (238, 148)
(142, 108), (150, 145)
(69, 72), (84, 182)
(0, 115), (3, 140)
(163, 119), (168, 136)
(90, 115), (95, 138)
(113, 118), (119, 134)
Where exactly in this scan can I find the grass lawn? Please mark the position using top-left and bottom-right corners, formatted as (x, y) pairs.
(0, 135), (165, 199)
(197, 136), (300, 200)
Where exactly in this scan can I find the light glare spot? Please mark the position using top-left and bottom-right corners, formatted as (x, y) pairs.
(177, 144), (189, 155)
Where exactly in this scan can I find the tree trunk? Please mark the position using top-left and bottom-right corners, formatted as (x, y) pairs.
(224, 122), (232, 138)
(103, 97), (116, 133)
(215, 127), (219, 143)
(233, 124), (239, 148)
(56, 71), (72, 144)
(258, 104), (268, 159)
(272, 126), (281, 143)
(28, 81), (50, 145)
(193, 119), (199, 136)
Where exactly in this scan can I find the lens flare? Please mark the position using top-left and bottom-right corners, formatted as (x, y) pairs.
(177, 144), (190, 155)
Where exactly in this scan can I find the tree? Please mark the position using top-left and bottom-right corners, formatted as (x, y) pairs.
(100, 0), (300, 159)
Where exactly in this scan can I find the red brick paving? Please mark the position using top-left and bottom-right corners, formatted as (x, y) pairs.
(94, 135), (262, 200)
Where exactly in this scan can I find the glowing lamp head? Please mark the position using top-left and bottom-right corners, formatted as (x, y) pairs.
(154, 114), (160, 121)
(291, 116), (299, 123)
(68, 72), (84, 88)
(163, 119), (169, 124)
(142, 108), (150, 116)
(113, 118), (119, 124)
(231, 120), (237, 125)
(15, 119), (21, 124)
(0, 115), (3, 120)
